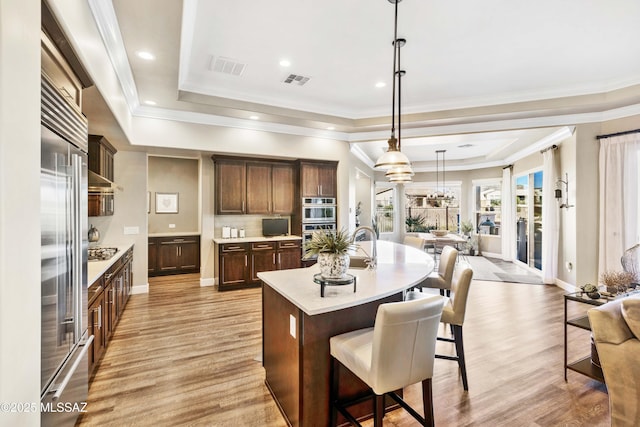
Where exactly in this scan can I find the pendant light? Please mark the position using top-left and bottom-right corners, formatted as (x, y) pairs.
(427, 149), (454, 201)
(375, 0), (412, 181)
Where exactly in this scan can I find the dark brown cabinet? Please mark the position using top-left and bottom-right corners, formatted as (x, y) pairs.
(88, 135), (116, 182)
(300, 161), (337, 197)
(88, 135), (117, 217)
(88, 287), (104, 376)
(271, 163), (296, 214)
(148, 239), (157, 273)
(250, 242), (277, 282)
(213, 156), (296, 215)
(88, 192), (114, 217)
(277, 240), (302, 270)
(88, 246), (133, 379)
(149, 235), (201, 276)
(215, 159), (246, 214)
(218, 239), (301, 291)
(219, 243), (249, 290)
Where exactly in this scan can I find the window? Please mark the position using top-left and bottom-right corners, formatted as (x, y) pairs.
(375, 186), (394, 233)
(515, 171), (542, 270)
(405, 183), (461, 232)
(475, 182), (501, 235)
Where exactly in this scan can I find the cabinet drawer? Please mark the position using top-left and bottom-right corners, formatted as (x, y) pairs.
(251, 242), (276, 251)
(220, 243), (248, 253)
(278, 240), (301, 250)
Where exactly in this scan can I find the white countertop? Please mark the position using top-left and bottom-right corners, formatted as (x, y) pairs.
(213, 235), (302, 244)
(149, 231), (200, 237)
(87, 243), (134, 287)
(258, 241), (434, 316)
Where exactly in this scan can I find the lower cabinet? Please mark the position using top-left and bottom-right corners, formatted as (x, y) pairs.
(218, 239), (301, 291)
(148, 235), (200, 276)
(88, 246), (133, 379)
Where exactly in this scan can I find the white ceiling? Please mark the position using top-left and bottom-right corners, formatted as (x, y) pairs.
(90, 0), (640, 170)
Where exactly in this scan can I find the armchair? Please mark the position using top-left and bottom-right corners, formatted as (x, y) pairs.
(588, 296), (640, 426)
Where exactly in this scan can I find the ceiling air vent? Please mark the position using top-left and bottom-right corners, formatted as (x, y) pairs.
(283, 74), (310, 86)
(208, 56), (246, 76)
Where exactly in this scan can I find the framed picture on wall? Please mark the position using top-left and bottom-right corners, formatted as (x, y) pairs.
(156, 192), (179, 214)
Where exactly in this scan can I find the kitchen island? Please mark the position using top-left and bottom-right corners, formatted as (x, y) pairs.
(258, 240), (434, 426)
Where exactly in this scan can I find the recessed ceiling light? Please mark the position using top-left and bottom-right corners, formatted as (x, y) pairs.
(136, 51), (155, 60)
(144, 100), (156, 106)
(327, 126), (335, 130)
(279, 59), (291, 67)
(375, 82), (386, 88)
(249, 115), (259, 120)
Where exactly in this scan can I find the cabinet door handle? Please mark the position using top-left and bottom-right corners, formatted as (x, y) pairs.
(176, 247), (179, 257)
(97, 305), (102, 329)
(273, 253), (276, 264)
(242, 200), (245, 212)
(278, 253), (281, 265)
(320, 185), (323, 195)
(245, 255), (248, 267)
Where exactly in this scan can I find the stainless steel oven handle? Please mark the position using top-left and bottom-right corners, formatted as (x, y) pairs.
(51, 335), (94, 400)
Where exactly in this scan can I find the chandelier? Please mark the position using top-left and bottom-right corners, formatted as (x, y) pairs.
(374, 0), (413, 183)
(427, 149), (455, 201)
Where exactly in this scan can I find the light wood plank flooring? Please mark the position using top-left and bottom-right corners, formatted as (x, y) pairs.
(78, 275), (609, 426)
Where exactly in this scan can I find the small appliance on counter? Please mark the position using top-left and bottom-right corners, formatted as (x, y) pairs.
(262, 218), (289, 237)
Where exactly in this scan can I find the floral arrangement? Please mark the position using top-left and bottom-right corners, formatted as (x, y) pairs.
(599, 270), (635, 294)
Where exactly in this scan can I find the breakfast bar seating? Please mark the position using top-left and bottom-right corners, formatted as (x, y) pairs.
(259, 241), (435, 426)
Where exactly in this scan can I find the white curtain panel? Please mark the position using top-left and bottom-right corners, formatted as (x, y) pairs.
(598, 134), (640, 276)
(542, 149), (559, 284)
(501, 166), (514, 261)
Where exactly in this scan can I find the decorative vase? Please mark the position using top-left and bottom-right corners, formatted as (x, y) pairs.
(317, 253), (350, 279)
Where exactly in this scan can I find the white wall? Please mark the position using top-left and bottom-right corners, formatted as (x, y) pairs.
(0, 0), (41, 424)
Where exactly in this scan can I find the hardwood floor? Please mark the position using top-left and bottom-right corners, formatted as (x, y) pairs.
(78, 275), (610, 426)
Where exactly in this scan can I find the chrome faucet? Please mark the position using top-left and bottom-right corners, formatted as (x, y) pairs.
(352, 226), (377, 270)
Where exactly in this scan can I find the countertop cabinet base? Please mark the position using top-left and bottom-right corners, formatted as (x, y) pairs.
(148, 235), (201, 277)
(217, 239), (301, 291)
(88, 246), (133, 379)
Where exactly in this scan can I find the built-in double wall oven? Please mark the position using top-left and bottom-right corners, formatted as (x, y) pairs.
(302, 197), (337, 253)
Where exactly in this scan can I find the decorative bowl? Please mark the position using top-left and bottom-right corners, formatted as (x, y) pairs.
(431, 230), (449, 237)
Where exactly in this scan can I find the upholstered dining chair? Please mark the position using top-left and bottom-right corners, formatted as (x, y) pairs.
(329, 294), (445, 427)
(418, 245), (458, 296)
(403, 235), (426, 251)
(407, 264), (474, 391)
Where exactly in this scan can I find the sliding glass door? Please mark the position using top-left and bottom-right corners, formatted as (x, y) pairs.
(515, 171), (543, 269)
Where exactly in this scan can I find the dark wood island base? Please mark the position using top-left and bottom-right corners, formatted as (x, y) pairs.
(262, 284), (403, 426)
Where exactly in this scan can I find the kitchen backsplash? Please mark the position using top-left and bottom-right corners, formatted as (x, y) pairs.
(215, 215), (292, 238)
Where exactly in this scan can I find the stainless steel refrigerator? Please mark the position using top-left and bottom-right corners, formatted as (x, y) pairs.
(40, 73), (93, 426)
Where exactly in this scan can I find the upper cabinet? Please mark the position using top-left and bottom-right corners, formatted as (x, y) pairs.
(215, 159), (246, 214)
(300, 161), (337, 198)
(41, 30), (83, 112)
(214, 157), (296, 215)
(88, 135), (117, 217)
(88, 135), (117, 183)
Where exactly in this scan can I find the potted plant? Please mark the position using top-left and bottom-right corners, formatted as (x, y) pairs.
(600, 270), (635, 294)
(303, 228), (354, 279)
(460, 220), (474, 236)
(466, 235), (479, 256)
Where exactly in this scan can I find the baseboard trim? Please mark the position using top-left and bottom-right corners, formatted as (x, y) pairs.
(555, 278), (576, 292)
(479, 251), (501, 258)
(200, 277), (215, 287)
(131, 283), (149, 294)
